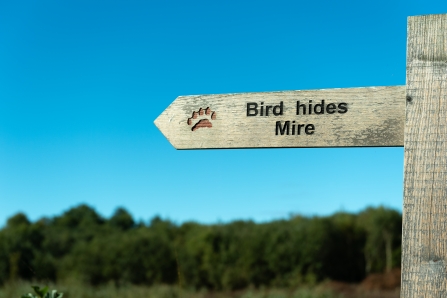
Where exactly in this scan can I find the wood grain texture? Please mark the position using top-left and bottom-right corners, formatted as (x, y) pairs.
(154, 86), (405, 149)
(402, 14), (447, 297)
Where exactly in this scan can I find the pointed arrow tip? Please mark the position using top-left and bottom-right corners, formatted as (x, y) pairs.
(154, 112), (181, 150)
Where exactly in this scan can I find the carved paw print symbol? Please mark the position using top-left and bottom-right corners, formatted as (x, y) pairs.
(187, 107), (216, 131)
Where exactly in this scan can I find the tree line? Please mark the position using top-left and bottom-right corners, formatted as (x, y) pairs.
(0, 205), (401, 290)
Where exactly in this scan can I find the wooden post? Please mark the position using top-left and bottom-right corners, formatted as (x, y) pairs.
(402, 14), (447, 297)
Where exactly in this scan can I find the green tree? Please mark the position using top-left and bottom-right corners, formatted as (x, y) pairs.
(109, 207), (135, 231)
(0, 213), (43, 282)
(358, 206), (402, 273)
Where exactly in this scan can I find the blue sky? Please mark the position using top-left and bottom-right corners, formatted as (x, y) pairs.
(1, 1), (446, 226)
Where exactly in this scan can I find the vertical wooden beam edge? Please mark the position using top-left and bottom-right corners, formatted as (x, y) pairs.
(402, 14), (447, 298)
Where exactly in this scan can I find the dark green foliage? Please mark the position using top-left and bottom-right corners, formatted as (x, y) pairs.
(7, 214), (31, 227)
(357, 207), (402, 273)
(109, 208), (135, 231)
(0, 205), (402, 290)
(21, 285), (63, 298)
(1, 213), (42, 282)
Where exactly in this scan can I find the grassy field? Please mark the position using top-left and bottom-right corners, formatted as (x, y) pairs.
(1, 280), (344, 298)
(1, 280), (402, 298)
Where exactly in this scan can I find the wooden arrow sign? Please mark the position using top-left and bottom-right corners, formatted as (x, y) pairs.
(155, 86), (405, 149)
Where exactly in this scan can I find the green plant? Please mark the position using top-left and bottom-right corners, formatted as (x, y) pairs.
(21, 286), (63, 298)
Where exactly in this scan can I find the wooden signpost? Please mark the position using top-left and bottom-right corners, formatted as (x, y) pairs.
(155, 14), (447, 298)
(155, 86), (405, 149)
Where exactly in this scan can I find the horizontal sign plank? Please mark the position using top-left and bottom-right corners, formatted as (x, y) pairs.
(154, 86), (405, 149)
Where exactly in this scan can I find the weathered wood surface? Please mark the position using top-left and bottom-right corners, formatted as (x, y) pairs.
(155, 86), (405, 149)
(402, 14), (447, 297)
